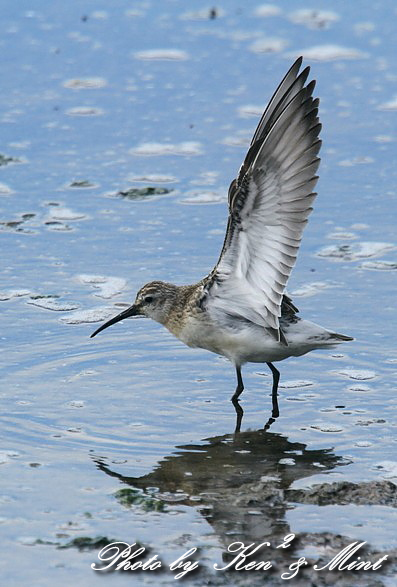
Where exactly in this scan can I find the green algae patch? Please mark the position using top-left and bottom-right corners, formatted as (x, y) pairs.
(117, 186), (171, 200)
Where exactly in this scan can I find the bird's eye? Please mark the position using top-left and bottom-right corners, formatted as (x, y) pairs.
(144, 295), (153, 304)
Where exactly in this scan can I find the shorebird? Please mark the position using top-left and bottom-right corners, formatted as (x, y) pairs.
(91, 58), (353, 418)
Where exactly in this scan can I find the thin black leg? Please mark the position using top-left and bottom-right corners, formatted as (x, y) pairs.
(266, 362), (280, 418)
(232, 399), (244, 434)
(231, 365), (244, 401)
(231, 365), (244, 433)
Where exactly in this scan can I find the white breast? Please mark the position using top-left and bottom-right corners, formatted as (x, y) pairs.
(176, 315), (290, 364)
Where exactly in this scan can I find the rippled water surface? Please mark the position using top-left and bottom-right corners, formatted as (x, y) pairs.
(1, 1), (397, 585)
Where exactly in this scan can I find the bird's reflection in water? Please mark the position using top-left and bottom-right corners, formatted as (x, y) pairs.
(92, 425), (346, 552)
(232, 399), (277, 433)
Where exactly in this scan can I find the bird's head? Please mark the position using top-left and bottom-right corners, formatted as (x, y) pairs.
(90, 281), (178, 338)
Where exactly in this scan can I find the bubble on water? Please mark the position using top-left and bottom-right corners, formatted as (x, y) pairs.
(288, 44), (368, 61)
(66, 107), (104, 116)
(126, 174), (177, 184)
(348, 384), (371, 392)
(0, 450), (20, 464)
(0, 182), (14, 195)
(63, 77), (107, 89)
(254, 5), (282, 18)
(90, 11), (108, 20)
(356, 419), (385, 427)
(45, 222), (72, 232)
(279, 458), (296, 465)
(59, 307), (116, 324)
(221, 134), (250, 147)
(288, 9), (339, 29)
(317, 242), (395, 261)
(279, 380), (315, 388)
(78, 275), (127, 299)
(335, 369), (376, 380)
(327, 231), (357, 240)
(361, 260), (397, 271)
(0, 289), (31, 301)
(354, 22), (375, 34)
(68, 180), (97, 189)
(338, 156), (374, 167)
(68, 400), (85, 408)
(378, 97), (397, 111)
(125, 8), (146, 18)
(190, 171), (219, 186)
(250, 38), (288, 54)
(133, 49), (189, 61)
(290, 282), (331, 297)
(180, 190), (226, 204)
(129, 142), (202, 156)
(237, 104), (263, 118)
(47, 207), (87, 221)
(374, 135), (394, 144)
(17, 536), (37, 546)
(27, 297), (80, 311)
(67, 369), (100, 381)
(310, 423), (344, 433)
(350, 223), (369, 230)
(373, 461), (397, 478)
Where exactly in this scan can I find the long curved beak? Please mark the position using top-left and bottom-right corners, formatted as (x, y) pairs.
(90, 304), (139, 338)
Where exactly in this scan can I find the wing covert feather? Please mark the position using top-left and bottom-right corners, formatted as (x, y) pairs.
(204, 59), (321, 341)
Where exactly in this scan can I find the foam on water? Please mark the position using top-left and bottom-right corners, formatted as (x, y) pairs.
(66, 107), (104, 117)
(59, 306), (116, 324)
(317, 241), (396, 261)
(63, 77), (107, 89)
(0, 289), (31, 301)
(249, 38), (288, 54)
(291, 282), (331, 297)
(289, 44), (368, 61)
(378, 96), (397, 111)
(334, 369), (377, 380)
(47, 207), (87, 221)
(180, 190), (226, 204)
(133, 49), (190, 61)
(77, 274), (127, 299)
(361, 260), (397, 270)
(279, 380), (315, 389)
(129, 142), (203, 156)
(126, 174), (177, 183)
(254, 5), (282, 18)
(27, 297), (80, 312)
(288, 9), (339, 29)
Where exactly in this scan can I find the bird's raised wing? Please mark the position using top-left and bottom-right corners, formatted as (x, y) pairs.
(203, 58), (321, 343)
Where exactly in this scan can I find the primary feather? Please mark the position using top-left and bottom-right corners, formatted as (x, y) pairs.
(204, 58), (322, 342)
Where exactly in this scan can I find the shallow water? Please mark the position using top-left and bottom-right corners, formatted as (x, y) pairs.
(1, 1), (397, 585)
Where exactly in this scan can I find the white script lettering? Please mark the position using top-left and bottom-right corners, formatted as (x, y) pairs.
(214, 541), (272, 572)
(91, 542), (162, 572)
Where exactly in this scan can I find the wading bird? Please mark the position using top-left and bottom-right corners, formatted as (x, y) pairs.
(91, 58), (353, 420)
